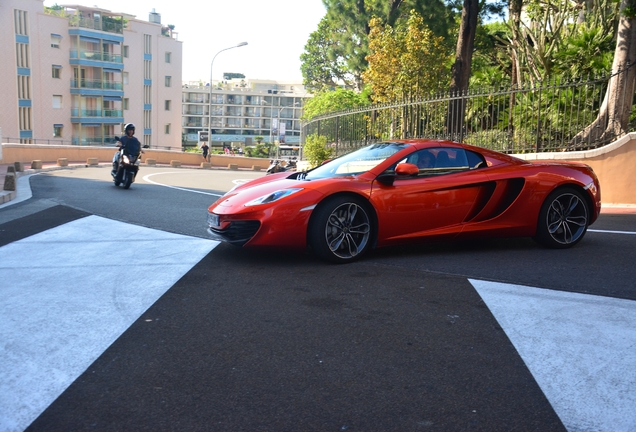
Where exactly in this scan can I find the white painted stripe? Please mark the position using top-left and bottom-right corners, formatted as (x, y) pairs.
(142, 172), (222, 197)
(588, 229), (636, 235)
(470, 279), (636, 432)
(0, 216), (218, 431)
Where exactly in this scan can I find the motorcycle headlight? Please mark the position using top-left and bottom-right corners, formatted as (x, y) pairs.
(244, 188), (303, 206)
(122, 155), (131, 164)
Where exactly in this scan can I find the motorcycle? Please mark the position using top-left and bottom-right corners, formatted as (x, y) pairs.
(112, 140), (149, 189)
(266, 159), (287, 175)
(266, 158), (297, 175)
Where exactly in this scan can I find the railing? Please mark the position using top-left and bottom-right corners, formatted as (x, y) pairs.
(68, 16), (124, 34)
(71, 109), (123, 117)
(70, 50), (123, 64)
(71, 79), (123, 91)
(1, 137), (118, 145)
(303, 71), (636, 156)
(71, 136), (119, 145)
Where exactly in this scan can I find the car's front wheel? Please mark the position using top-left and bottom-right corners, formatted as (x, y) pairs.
(534, 187), (589, 248)
(309, 196), (373, 263)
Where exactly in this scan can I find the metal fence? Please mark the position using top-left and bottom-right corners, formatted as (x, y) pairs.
(302, 70), (636, 156)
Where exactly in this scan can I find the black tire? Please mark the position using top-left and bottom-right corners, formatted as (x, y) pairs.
(123, 172), (133, 189)
(534, 187), (590, 248)
(309, 195), (374, 263)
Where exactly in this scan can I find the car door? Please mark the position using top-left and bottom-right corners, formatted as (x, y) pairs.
(370, 147), (490, 245)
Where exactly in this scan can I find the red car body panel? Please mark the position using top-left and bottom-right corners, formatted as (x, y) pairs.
(207, 139), (601, 252)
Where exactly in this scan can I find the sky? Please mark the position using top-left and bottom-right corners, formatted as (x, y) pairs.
(43, 0), (327, 83)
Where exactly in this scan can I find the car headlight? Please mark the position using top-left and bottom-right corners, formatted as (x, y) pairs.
(244, 188), (303, 206)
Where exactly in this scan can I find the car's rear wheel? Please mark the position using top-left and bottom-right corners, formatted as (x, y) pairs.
(534, 187), (589, 248)
(309, 195), (373, 263)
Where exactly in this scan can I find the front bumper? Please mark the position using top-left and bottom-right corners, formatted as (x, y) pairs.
(207, 214), (261, 246)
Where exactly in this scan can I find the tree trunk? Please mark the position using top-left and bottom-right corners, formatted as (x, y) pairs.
(571, 0), (636, 148)
(446, 0), (479, 139)
(508, 0), (523, 140)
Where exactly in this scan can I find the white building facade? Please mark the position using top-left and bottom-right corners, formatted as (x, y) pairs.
(0, 1), (183, 150)
(182, 79), (311, 148)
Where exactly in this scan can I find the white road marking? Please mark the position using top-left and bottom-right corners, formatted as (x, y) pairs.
(588, 229), (636, 235)
(142, 172), (222, 197)
(0, 216), (218, 431)
(470, 279), (636, 432)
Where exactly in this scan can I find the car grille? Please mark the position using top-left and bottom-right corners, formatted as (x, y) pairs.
(208, 220), (261, 246)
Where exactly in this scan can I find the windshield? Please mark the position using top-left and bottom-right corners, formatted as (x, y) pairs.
(305, 143), (409, 180)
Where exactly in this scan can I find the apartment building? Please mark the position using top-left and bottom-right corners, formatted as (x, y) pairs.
(0, 1), (182, 150)
(182, 79), (311, 148)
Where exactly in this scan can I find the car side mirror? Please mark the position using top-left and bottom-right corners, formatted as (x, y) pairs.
(376, 163), (419, 186)
(395, 163), (419, 176)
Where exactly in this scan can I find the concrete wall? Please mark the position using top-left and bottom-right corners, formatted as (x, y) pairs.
(0, 144), (270, 170)
(2, 134), (635, 205)
(514, 133), (636, 206)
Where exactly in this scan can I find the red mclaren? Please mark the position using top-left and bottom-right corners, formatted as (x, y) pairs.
(207, 140), (601, 263)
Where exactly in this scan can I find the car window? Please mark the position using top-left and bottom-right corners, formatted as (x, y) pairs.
(393, 148), (486, 179)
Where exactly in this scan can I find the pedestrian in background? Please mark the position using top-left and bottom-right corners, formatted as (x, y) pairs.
(201, 142), (209, 162)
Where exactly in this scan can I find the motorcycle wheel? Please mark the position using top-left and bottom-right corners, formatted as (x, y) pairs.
(124, 172), (133, 189)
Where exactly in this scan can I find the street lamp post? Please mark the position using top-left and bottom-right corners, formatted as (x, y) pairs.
(207, 42), (247, 149)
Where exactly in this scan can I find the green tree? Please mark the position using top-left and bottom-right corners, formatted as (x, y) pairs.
(301, 88), (370, 121)
(301, 18), (355, 91)
(303, 134), (334, 167)
(363, 11), (449, 103)
(302, 0), (453, 90)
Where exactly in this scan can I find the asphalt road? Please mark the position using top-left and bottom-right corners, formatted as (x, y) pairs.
(1, 166), (635, 432)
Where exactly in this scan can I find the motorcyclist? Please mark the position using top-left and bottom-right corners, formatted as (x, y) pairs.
(112, 123), (142, 176)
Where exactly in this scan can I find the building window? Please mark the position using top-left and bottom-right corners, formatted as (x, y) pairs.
(16, 43), (29, 68)
(14, 10), (28, 36)
(52, 65), (61, 78)
(144, 34), (151, 54)
(123, 98), (129, 110)
(50, 34), (61, 48)
(144, 60), (151, 80)
(165, 100), (171, 110)
(52, 95), (62, 109)
(123, 72), (129, 85)
(165, 124), (171, 134)
(122, 45), (129, 58)
(165, 52), (171, 63)
(165, 76), (171, 87)
(53, 125), (63, 137)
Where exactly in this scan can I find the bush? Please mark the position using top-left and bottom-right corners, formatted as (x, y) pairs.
(304, 134), (334, 167)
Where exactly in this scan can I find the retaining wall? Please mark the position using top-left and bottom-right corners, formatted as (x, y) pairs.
(0, 144), (268, 171)
(2, 136), (635, 205)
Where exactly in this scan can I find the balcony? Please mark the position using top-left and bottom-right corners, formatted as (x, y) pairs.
(71, 108), (123, 117)
(70, 50), (123, 64)
(71, 136), (119, 145)
(71, 79), (123, 91)
(68, 16), (124, 35)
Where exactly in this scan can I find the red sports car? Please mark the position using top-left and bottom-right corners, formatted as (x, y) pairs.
(207, 140), (601, 263)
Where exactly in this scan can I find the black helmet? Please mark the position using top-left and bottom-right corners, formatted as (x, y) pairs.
(124, 123), (135, 132)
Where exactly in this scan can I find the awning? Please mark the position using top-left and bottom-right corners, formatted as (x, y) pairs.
(79, 36), (100, 44)
(51, 33), (62, 38)
(52, 65), (62, 69)
(102, 40), (120, 45)
(54, 124), (64, 127)
(82, 123), (102, 127)
(103, 96), (122, 101)
(102, 68), (122, 73)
